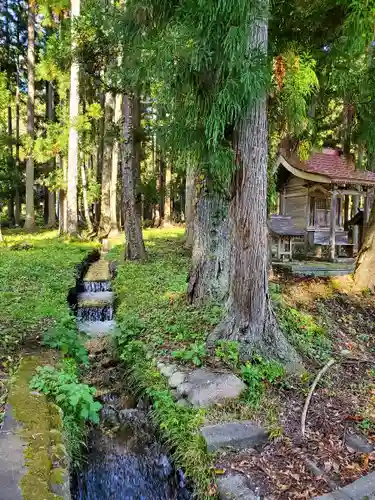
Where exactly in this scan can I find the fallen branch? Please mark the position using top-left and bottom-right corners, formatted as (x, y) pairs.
(301, 358), (336, 436)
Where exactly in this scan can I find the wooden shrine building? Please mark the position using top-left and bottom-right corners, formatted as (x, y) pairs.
(270, 148), (375, 261)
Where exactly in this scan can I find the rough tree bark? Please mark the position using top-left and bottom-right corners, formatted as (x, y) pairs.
(184, 162), (196, 249)
(47, 82), (56, 227)
(207, 12), (299, 365)
(132, 94), (142, 221)
(354, 202), (375, 289)
(187, 187), (229, 304)
(162, 162), (172, 226)
(121, 94), (145, 260)
(24, 0), (36, 230)
(99, 92), (114, 236)
(95, 90), (105, 228)
(5, 0), (14, 227)
(14, 36), (21, 226)
(110, 94), (122, 234)
(58, 155), (67, 235)
(66, 0), (80, 235)
(81, 160), (93, 232)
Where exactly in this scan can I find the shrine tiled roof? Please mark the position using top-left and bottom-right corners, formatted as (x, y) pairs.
(281, 148), (375, 185)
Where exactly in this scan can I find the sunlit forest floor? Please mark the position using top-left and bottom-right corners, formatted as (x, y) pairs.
(1, 227), (375, 497)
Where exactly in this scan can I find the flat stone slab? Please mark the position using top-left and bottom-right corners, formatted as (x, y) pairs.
(185, 368), (247, 407)
(0, 406), (25, 500)
(201, 421), (268, 452)
(217, 474), (259, 499)
(345, 433), (374, 453)
(77, 291), (114, 306)
(84, 260), (110, 281)
(78, 320), (117, 336)
(314, 471), (375, 499)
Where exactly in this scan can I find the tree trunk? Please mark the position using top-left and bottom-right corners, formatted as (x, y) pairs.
(162, 162), (172, 226)
(58, 155), (67, 235)
(354, 201), (375, 289)
(110, 93), (122, 234)
(24, 0), (36, 230)
(132, 94), (142, 220)
(121, 93), (145, 260)
(99, 92), (114, 236)
(81, 160), (93, 232)
(95, 90), (105, 228)
(66, 0), (80, 235)
(187, 188), (229, 304)
(47, 82), (56, 227)
(184, 162), (196, 249)
(43, 186), (49, 225)
(8, 196), (14, 226)
(5, 0), (14, 227)
(208, 13), (299, 366)
(15, 43), (21, 226)
(158, 151), (165, 224)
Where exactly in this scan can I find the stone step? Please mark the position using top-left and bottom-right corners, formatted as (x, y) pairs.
(83, 260), (110, 282)
(217, 475), (259, 500)
(200, 421), (268, 452)
(314, 471), (375, 499)
(77, 291), (114, 307)
(78, 320), (117, 337)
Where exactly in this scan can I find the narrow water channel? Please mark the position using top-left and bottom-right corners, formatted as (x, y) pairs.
(72, 257), (192, 500)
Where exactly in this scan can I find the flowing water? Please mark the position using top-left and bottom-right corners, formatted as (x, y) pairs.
(72, 258), (192, 500)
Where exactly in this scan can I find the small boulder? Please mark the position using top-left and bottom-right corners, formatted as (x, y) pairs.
(176, 399), (191, 408)
(118, 408), (148, 429)
(160, 364), (178, 378)
(346, 433), (374, 454)
(168, 371), (186, 388)
(217, 474), (259, 500)
(176, 382), (193, 397)
(201, 421), (268, 452)
(101, 406), (119, 428)
(186, 371), (246, 407)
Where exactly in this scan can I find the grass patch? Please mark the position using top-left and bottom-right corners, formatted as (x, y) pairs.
(0, 229), (97, 358)
(119, 340), (215, 499)
(111, 229), (221, 497)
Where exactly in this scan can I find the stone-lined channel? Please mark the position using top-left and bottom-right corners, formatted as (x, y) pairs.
(72, 255), (191, 500)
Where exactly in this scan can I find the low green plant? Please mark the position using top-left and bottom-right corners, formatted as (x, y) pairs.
(119, 339), (214, 499)
(215, 340), (240, 368)
(43, 321), (88, 365)
(30, 364), (101, 424)
(172, 342), (208, 366)
(241, 355), (286, 407)
(115, 313), (146, 348)
(278, 304), (332, 362)
(30, 362), (102, 468)
(358, 417), (375, 433)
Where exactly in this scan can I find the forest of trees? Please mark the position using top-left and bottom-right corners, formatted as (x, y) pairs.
(1, 0), (375, 362)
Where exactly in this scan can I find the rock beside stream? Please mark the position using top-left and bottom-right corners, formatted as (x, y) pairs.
(157, 363), (246, 408)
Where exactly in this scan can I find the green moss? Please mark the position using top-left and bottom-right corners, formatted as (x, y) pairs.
(48, 403), (64, 429)
(50, 444), (68, 466)
(8, 355), (63, 500)
(50, 467), (65, 485)
(49, 429), (63, 445)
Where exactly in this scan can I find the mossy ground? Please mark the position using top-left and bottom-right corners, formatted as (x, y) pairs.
(0, 229), (97, 422)
(8, 353), (65, 500)
(0, 229), (97, 357)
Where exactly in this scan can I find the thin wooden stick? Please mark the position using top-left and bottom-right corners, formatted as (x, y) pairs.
(301, 358), (336, 436)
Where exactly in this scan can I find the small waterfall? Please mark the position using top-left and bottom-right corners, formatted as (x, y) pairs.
(83, 281), (112, 293)
(77, 305), (114, 322)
